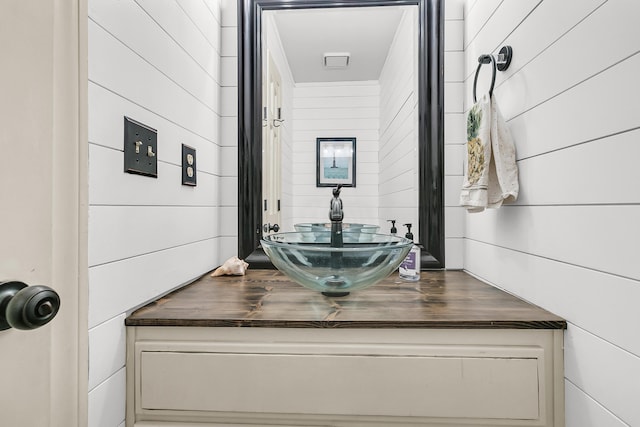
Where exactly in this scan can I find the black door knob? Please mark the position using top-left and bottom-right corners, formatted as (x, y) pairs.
(0, 281), (61, 331)
(263, 223), (280, 233)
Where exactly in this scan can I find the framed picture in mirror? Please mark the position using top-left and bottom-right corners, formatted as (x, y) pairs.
(316, 137), (356, 187)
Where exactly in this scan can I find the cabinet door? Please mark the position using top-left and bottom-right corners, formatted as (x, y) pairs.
(134, 423), (319, 427)
(139, 351), (540, 420)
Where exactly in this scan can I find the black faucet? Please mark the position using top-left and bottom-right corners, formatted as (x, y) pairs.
(329, 185), (344, 248)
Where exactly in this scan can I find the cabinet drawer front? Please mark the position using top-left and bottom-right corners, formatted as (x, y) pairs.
(140, 351), (539, 420)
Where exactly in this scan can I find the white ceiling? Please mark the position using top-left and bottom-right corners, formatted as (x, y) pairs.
(268, 6), (410, 83)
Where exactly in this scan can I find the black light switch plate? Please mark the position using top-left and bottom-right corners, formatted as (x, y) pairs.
(182, 144), (196, 186)
(124, 116), (158, 178)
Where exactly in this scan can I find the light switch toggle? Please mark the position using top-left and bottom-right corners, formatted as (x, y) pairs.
(124, 116), (157, 178)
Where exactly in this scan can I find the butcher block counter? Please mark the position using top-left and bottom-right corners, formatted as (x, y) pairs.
(125, 270), (566, 427)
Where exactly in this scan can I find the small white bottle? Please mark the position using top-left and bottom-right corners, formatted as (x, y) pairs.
(399, 223), (420, 281)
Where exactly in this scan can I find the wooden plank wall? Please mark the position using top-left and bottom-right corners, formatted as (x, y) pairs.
(379, 8), (420, 239)
(290, 81), (381, 226)
(443, 0), (465, 268)
(87, 1), (224, 426)
(463, 1), (639, 426)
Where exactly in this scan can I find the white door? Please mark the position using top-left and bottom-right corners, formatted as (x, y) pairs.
(262, 52), (283, 234)
(0, 1), (87, 426)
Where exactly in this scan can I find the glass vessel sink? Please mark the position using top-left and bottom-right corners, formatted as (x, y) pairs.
(294, 223), (379, 243)
(261, 232), (413, 296)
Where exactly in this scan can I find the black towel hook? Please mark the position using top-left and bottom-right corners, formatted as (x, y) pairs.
(473, 45), (513, 103)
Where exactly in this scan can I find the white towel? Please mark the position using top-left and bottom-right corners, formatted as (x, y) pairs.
(460, 94), (518, 212)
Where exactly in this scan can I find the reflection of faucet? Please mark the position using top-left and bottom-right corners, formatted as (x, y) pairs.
(329, 185), (344, 248)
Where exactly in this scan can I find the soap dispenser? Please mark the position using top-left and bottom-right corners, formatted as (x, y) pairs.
(387, 220), (397, 236)
(399, 223), (420, 281)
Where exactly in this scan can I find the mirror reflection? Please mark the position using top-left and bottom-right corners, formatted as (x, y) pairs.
(261, 6), (420, 238)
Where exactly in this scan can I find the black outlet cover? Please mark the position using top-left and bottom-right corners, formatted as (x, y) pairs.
(182, 144), (197, 186)
(124, 116), (158, 178)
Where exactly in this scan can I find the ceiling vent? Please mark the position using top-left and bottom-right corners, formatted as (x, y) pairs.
(323, 52), (350, 68)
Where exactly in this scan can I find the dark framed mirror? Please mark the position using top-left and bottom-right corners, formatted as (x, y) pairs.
(238, 0), (444, 269)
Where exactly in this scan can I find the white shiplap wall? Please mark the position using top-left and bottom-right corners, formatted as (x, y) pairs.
(379, 8), (419, 239)
(219, 0), (239, 259)
(87, 1), (224, 426)
(463, 1), (640, 426)
(291, 81), (380, 227)
(443, 0), (465, 268)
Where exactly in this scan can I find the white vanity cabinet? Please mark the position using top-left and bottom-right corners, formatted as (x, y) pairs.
(125, 271), (565, 427)
(126, 327), (563, 427)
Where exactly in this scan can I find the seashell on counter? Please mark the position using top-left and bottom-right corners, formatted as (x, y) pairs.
(211, 256), (249, 277)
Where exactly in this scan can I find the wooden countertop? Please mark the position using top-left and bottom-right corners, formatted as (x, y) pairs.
(125, 270), (566, 329)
